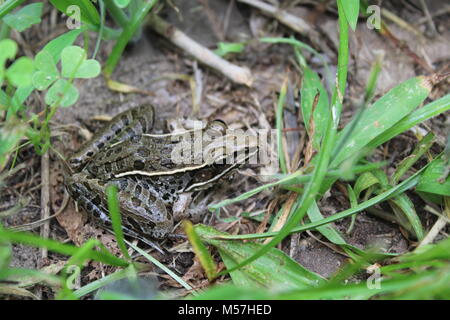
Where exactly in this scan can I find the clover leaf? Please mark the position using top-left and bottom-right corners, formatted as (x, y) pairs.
(6, 57), (35, 88)
(32, 50), (59, 90)
(61, 46), (101, 79)
(0, 39), (18, 85)
(45, 79), (79, 107)
(2, 3), (43, 32)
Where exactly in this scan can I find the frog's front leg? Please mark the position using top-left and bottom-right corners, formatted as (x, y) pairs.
(173, 192), (210, 223)
(69, 104), (155, 171)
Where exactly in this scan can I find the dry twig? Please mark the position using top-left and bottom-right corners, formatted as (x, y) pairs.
(147, 14), (254, 87)
(40, 152), (50, 259)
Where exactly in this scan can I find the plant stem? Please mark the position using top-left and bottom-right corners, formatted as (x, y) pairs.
(103, 0), (129, 28)
(103, 0), (157, 78)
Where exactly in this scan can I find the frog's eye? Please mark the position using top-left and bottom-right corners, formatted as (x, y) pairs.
(206, 120), (227, 138)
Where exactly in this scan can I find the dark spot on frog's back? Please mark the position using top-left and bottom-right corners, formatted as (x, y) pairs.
(126, 217), (146, 233)
(135, 184), (142, 195)
(120, 114), (130, 126)
(133, 160), (145, 170)
(139, 117), (149, 132)
(112, 124), (122, 135)
(131, 108), (140, 119)
(105, 149), (113, 158)
(92, 195), (101, 206)
(131, 196), (141, 207)
(85, 201), (93, 211)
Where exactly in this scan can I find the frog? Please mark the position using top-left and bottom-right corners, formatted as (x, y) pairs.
(64, 104), (253, 244)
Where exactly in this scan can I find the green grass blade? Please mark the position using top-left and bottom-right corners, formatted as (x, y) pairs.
(276, 78), (288, 174)
(211, 161), (430, 241)
(184, 220), (217, 281)
(354, 171), (380, 198)
(339, 0), (360, 31)
(106, 184), (131, 260)
(210, 162), (386, 211)
(0, 0), (26, 20)
(300, 66), (330, 150)
(125, 240), (195, 293)
(306, 200), (346, 245)
(0, 228), (129, 267)
(417, 156), (450, 196)
(72, 267), (131, 298)
(389, 194), (424, 240)
(369, 93), (450, 149)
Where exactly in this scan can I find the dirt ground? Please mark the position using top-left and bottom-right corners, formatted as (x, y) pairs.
(2, 0), (450, 298)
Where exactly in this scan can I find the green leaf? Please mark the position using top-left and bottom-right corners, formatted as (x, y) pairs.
(113, 0), (131, 8)
(42, 29), (83, 64)
(2, 2), (43, 32)
(61, 46), (101, 79)
(195, 224), (325, 290)
(368, 94), (450, 149)
(32, 50), (59, 90)
(307, 201), (346, 245)
(332, 76), (433, 168)
(214, 42), (246, 57)
(0, 39), (18, 84)
(49, 0), (100, 26)
(184, 220), (218, 281)
(389, 194), (424, 240)
(391, 132), (435, 185)
(0, 122), (27, 169)
(0, 242), (12, 279)
(0, 0), (27, 20)
(5, 56), (34, 87)
(339, 0), (360, 31)
(300, 66), (330, 150)
(354, 171), (380, 198)
(0, 228), (128, 267)
(276, 79), (288, 174)
(45, 79), (79, 107)
(11, 85), (33, 110)
(417, 157), (450, 196)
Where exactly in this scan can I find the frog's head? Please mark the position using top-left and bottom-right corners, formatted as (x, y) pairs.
(183, 129), (259, 192)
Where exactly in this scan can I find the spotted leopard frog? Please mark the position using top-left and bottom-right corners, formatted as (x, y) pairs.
(65, 105), (254, 242)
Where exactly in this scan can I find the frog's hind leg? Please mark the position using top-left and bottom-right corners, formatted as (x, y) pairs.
(69, 104), (155, 170)
(66, 177), (165, 254)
